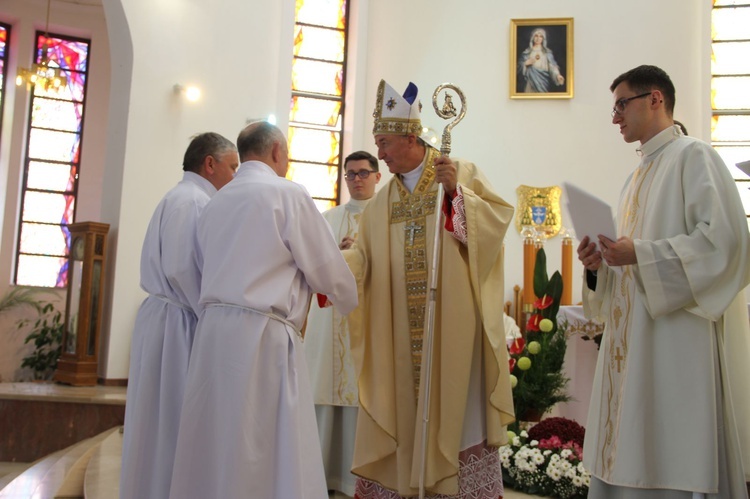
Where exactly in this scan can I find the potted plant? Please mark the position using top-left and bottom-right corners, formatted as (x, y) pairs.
(507, 248), (571, 429)
(19, 301), (64, 381)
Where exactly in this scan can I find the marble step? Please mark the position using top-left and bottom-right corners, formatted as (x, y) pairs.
(0, 462), (32, 491)
(0, 428), (119, 498)
(82, 427), (122, 499)
(53, 428), (120, 498)
(0, 448), (68, 498)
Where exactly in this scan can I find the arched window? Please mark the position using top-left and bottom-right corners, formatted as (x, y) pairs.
(287, 0), (349, 212)
(15, 32), (91, 287)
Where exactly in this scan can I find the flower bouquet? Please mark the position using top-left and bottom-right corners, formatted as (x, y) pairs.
(508, 248), (570, 428)
(500, 417), (590, 499)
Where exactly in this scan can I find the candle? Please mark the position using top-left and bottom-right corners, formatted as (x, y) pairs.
(523, 237), (536, 310)
(561, 236), (573, 305)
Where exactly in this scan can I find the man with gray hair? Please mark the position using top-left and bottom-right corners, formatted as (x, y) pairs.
(120, 132), (239, 499)
(346, 80), (514, 498)
(169, 121), (357, 499)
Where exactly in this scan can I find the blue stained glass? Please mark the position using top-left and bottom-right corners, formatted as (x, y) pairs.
(0, 26), (6, 57)
(37, 35), (89, 73)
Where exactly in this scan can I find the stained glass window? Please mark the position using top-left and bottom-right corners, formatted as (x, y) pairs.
(0, 23), (10, 147)
(711, 1), (750, 228)
(288, 0), (348, 211)
(15, 32), (90, 287)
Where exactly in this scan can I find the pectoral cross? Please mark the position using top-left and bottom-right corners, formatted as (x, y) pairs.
(614, 347), (624, 373)
(404, 221), (422, 246)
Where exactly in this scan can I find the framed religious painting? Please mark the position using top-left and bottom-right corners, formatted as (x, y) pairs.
(510, 18), (574, 99)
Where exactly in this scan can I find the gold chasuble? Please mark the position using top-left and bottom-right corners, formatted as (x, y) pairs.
(346, 149), (515, 496)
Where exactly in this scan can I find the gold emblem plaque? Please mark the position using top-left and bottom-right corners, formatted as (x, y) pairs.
(515, 185), (562, 238)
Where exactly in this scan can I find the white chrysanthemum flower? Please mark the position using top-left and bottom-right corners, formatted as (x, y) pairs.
(560, 449), (573, 458)
(512, 437), (521, 446)
(547, 467), (562, 481)
(543, 449), (552, 456)
(533, 453), (545, 464)
(573, 475), (583, 487)
(584, 475), (591, 486)
(520, 430), (528, 438)
(529, 439), (539, 447)
(577, 462), (586, 473)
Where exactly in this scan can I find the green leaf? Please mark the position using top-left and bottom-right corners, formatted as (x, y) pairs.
(544, 271), (564, 320)
(533, 248), (549, 298)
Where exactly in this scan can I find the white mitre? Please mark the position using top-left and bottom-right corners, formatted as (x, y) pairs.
(372, 79), (423, 136)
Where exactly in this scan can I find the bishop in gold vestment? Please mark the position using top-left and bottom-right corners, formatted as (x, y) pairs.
(346, 80), (515, 498)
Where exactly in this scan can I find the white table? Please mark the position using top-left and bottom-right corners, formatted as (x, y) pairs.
(551, 305), (604, 425)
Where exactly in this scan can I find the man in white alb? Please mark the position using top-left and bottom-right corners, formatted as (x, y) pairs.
(305, 150), (381, 496)
(578, 64), (750, 498)
(169, 121), (357, 499)
(120, 132), (238, 499)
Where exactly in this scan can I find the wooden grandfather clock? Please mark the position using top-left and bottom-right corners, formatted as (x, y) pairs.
(54, 222), (110, 386)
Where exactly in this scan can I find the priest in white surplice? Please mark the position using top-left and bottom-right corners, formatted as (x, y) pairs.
(169, 121), (357, 499)
(304, 150), (380, 496)
(578, 65), (750, 498)
(120, 132), (238, 499)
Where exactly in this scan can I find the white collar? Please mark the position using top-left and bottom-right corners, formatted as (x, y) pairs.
(636, 125), (681, 158)
(400, 151), (428, 193)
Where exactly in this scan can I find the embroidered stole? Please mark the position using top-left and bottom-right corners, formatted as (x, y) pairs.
(390, 147), (439, 400)
(599, 161), (655, 477)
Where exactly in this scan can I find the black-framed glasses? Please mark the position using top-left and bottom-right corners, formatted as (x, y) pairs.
(344, 170), (374, 181)
(611, 92), (652, 117)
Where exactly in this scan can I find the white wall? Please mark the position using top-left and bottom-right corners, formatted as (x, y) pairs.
(0, 0), (110, 382)
(347, 0), (711, 312)
(99, 0), (296, 379)
(0, 0), (713, 380)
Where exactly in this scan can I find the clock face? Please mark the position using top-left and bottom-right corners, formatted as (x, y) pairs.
(73, 237), (85, 260)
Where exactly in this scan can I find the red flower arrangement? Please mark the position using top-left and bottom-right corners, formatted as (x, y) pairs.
(528, 416), (586, 449)
(501, 416), (591, 498)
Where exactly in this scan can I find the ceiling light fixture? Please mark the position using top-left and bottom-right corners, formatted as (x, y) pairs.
(15, 0), (68, 92)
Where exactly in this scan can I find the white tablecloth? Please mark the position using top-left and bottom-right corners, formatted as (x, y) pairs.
(552, 305), (604, 425)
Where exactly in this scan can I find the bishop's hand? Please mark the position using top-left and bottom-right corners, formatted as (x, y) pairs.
(339, 236), (355, 250)
(434, 155), (457, 195)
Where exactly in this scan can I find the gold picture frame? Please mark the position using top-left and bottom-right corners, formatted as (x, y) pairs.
(510, 18), (574, 99)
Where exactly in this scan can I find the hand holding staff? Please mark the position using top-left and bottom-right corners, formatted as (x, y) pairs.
(418, 83), (466, 499)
